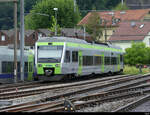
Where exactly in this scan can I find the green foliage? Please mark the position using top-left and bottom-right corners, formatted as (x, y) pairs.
(113, 2), (129, 10)
(25, 0), (81, 30)
(77, 0), (121, 17)
(124, 42), (150, 66)
(0, 0), (121, 29)
(85, 12), (103, 41)
(123, 65), (150, 75)
(0, 2), (14, 29)
(49, 16), (61, 36)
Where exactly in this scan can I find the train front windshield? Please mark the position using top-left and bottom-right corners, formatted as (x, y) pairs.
(37, 45), (63, 63)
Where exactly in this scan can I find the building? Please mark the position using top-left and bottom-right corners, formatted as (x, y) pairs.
(61, 28), (92, 42)
(78, 9), (150, 42)
(108, 21), (150, 51)
(0, 28), (92, 47)
(126, 0), (150, 9)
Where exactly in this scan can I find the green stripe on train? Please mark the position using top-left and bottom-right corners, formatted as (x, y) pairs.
(66, 42), (123, 53)
(118, 54), (120, 71)
(37, 63), (61, 75)
(37, 42), (64, 46)
(37, 42), (123, 53)
(28, 51), (34, 81)
(78, 51), (83, 75)
(101, 53), (104, 73)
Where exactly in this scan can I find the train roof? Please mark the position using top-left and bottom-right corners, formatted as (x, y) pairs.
(37, 36), (88, 44)
(37, 36), (122, 50)
(0, 46), (32, 61)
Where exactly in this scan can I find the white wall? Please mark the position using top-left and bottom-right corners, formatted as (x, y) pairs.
(111, 40), (142, 52)
(143, 32), (150, 47)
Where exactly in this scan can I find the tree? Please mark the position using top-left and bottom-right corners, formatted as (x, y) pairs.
(124, 42), (149, 66)
(85, 12), (103, 41)
(49, 16), (61, 36)
(114, 2), (129, 10)
(25, 0), (81, 30)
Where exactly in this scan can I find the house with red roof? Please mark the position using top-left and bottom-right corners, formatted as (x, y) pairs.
(108, 21), (150, 51)
(78, 9), (150, 42)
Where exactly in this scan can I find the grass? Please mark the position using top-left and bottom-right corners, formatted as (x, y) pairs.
(123, 65), (150, 75)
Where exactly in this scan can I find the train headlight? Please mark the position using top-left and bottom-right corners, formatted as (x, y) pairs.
(70, 107), (73, 111)
(65, 107), (68, 110)
(55, 64), (60, 67)
(38, 64), (42, 67)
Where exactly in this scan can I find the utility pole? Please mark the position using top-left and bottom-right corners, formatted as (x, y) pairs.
(20, 0), (24, 82)
(0, 0), (18, 83)
(104, 20), (107, 43)
(83, 26), (86, 40)
(74, 0), (76, 12)
(121, 0), (124, 5)
(53, 8), (58, 36)
(14, 0), (18, 83)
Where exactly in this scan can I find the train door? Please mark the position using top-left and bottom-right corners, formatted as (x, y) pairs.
(101, 53), (104, 73)
(78, 51), (82, 75)
(27, 51), (34, 81)
(117, 54), (120, 72)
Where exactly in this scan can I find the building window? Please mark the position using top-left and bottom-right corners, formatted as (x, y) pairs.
(1, 35), (5, 41)
(33, 34), (36, 40)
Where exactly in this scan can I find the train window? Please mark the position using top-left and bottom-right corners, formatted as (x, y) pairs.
(111, 57), (117, 65)
(120, 55), (123, 62)
(2, 61), (14, 73)
(64, 50), (70, 63)
(72, 51), (78, 62)
(105, 57), (110, 65)
(94, 56), (102, 65)
(83, 56), (93, 66)
(24, 62), (28, 73)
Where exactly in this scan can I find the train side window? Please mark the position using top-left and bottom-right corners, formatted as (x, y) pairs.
(111, 57), (117, 65)
(105, 57), (110, 65)
(72, 51), (78, 62)
(2, 61), (14, 73)
(24, 62), (28, 73)
(64, 50), (70, 63)
(94, 56), (102, 65)
(120, 55), (123, 62)
(83, 56), (93, 66)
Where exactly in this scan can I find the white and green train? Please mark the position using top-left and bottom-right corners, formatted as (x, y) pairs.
(34, 37), (124, 81)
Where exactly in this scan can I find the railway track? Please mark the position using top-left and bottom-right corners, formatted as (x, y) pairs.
(0, 74), (131, 99)
(113, 94), (150, 112)
(1, 74), (150, 112)
(0, 74), (127, 94)
(1, 82), (150, 112)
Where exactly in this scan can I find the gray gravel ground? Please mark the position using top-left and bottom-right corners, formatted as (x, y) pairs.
(130, 99), (150, 112)
(77, 96), (144, 112)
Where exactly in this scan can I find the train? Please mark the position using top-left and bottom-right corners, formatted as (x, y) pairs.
(0, 46), (34, 84)
(34, 36), (124, 81)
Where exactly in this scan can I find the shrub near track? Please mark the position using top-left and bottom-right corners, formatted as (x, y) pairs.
(123, 65), (150, 75)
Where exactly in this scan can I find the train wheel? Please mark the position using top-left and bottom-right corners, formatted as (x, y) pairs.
(34, 76), (39, 81)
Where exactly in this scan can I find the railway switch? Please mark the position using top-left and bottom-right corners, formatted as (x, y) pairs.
(64, 98), (76, 112)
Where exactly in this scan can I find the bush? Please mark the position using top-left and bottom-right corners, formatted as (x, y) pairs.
(124, 42), (150, 66)
(123, 65), (150, 75)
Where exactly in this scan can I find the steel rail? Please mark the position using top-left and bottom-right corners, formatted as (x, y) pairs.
(1, 75), (150, 112)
